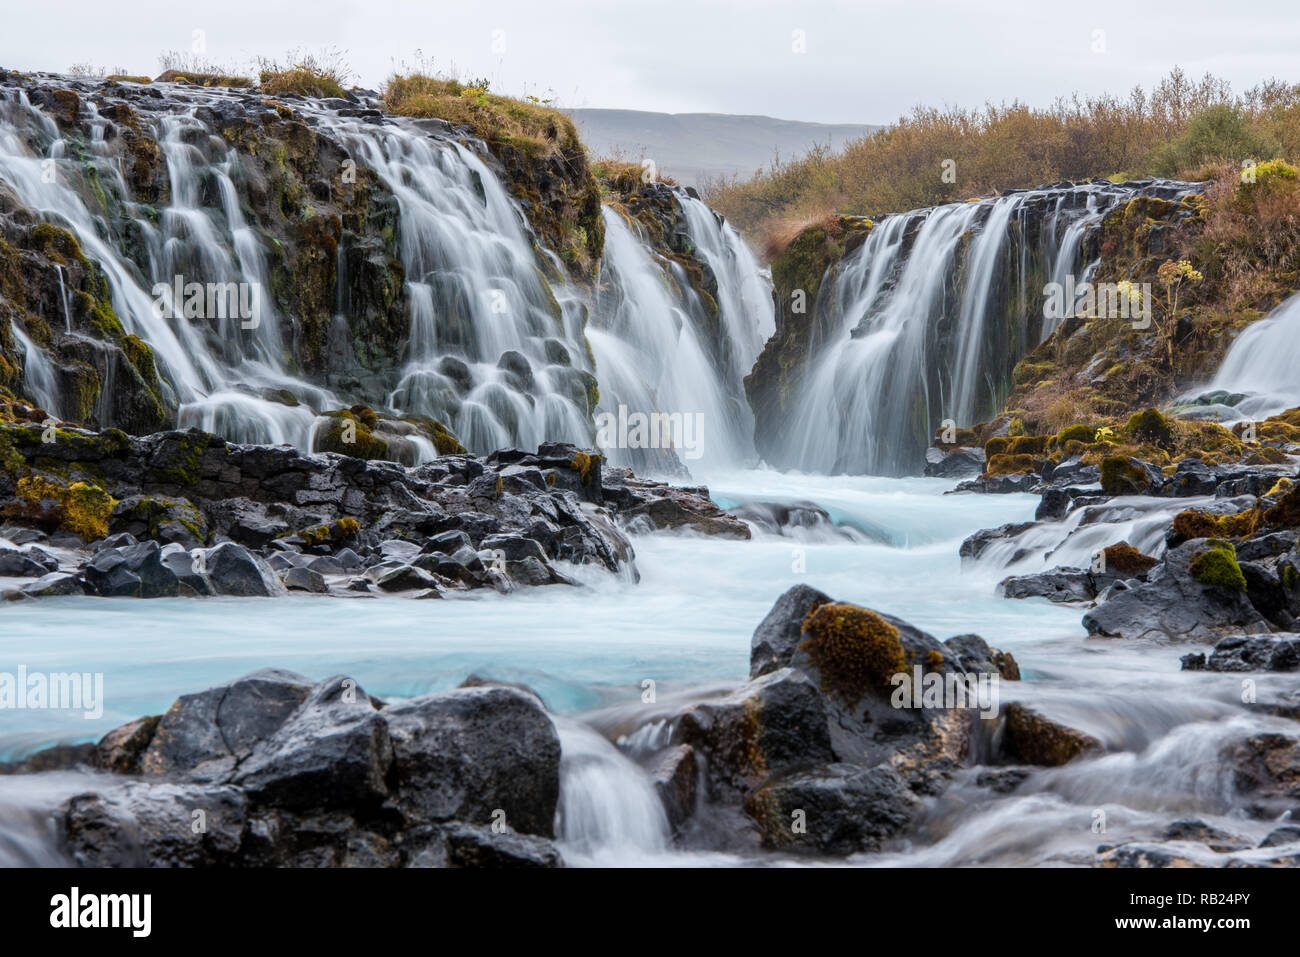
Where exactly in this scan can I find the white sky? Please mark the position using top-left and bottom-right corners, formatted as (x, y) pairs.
(3, 0), (1298, 124)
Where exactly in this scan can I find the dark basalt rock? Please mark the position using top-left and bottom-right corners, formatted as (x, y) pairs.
(744, 764), (919, 854)
(1, 423), (744, 600)
(1083, 539), (1271, 641)
(923, 446), (985, 479)
(383, 686), (562, 838)
(650, 586), (1020, 856)
(10, 666), (566, 868)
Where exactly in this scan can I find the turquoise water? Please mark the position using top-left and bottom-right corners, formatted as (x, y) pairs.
(0, 470), (1074, 758)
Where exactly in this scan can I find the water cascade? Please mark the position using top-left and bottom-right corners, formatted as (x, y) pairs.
(0, 78), (773, 464)
(771, 180), (1200, 476)
(1197, 290), (1300, 421)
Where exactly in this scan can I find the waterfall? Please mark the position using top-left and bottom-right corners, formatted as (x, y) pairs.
(772, 180), (1200, 476)
(1200, 291), (1300, 421)
(588, 196), (773, 472)
(554, 718), (671, 864)
(0, 78), (773, 464)
(9, 320), (60, 416)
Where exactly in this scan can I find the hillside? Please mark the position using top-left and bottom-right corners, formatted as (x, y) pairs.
(564, 108), (878, 187)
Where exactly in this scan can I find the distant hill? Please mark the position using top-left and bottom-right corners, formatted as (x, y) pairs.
(564, 109), (879, 188)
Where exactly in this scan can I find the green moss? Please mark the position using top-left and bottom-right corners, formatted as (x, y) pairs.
(315, 409), (388, 460)
(800, 602), (906, 708)
(285, 515), (361, 547)
(6, 475), (115, 540)
(29, 223), (83, 265)
(146, 431), (217, 486)
(1189, 543), (1247, 591)
(983, 452), (1041, 476)
(1123, 408), (1174, 449)
(1053, 424), (1096, 446)
(1100, 456), (1149, 495)
(1172, 507), (1261, 540)
(1264, 487), (1300, 527)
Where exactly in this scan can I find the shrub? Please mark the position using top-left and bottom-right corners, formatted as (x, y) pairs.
(257, 48), (352, 99)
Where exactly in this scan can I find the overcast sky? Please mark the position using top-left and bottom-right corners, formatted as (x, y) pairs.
(3, 0), (1298, 124)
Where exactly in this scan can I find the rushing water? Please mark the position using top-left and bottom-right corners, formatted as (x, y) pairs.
(0, 79), (769, 463)
(3, 469), (1291, 866)
(0, 78), (1290, 868)
(1198, 290), (1300, 421)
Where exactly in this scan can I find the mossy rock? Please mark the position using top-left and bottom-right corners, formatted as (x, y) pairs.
(315, 409), (389, 460)
(1172, 508), (1260, 541)
(1052, 424), (1096, 447)
(1123, 408), (1174, 449)
(283, 516), (361, 548)
(1264, 487), (1300, 527)
(3, 474), (115, 540)
(1099, 456), (1150, 495)
(799, 603), (906, 708)
(1102, 542), (1158, 576)
(983, 452), (1042, 477)
(1189, 543), (1247, 591)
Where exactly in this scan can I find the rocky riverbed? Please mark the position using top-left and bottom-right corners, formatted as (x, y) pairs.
(0, 418), (747, 602)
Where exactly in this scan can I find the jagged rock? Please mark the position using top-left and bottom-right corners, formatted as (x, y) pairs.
(749, 583), (830, 677)
(440, 822), (564, 868)
(998, 702), (1102, 766)
(63, 782), (247, 867)
(141, 669), (313, 779)
(283, 565), (328, 593)
(1083, 539), (1270, 640)
(999, 567), (1102, 602)
(200, 542), (287, 598)
(744, 764), (919, 854)
(383, 686), (561, 837)
(1198, 634), (1300, 672)
(0, 547), (47, 577)
(20, 571), (85, 596)
(675, 668), (834, 801)
(96, 714), (162, 774)
(648, 744), (698, 831)
(943, 634), (1020, 680)
(233, 676), (392, 811)
(923, 446), (985, 479)
(959, 522), (1036, 561)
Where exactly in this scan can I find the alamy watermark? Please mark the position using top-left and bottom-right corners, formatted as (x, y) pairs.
(0, 666), (104, 719)
(890, 666), (999, 719)
(151, 276), (261, 329)
(595, 404), (705, 460)
(1044, 275), (1151, 328)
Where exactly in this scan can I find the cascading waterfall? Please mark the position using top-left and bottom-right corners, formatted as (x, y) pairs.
(554, 718), (672, 864)
(775, 180), (1200, 476)
(1197, 290), (1300, 420)
(8, 319), (60, 416)
(588, 197), (774, 472)
(313, 108), (599, 454)
(0, 78), (773, 466)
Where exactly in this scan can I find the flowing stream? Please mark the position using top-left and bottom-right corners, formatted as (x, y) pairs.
(2, 471), (1292, 865)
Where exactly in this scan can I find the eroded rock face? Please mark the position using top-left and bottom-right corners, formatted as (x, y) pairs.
(15, 669), (567, 868)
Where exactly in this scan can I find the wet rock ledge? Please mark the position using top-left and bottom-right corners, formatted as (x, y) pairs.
(0, 420), (749, 600)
